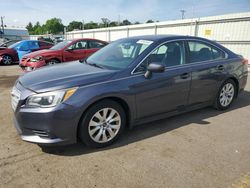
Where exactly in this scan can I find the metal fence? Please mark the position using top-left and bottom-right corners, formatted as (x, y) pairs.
(63, 12), (250, 60)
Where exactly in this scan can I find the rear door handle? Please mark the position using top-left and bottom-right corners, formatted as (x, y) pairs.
(180, 73), (190, 79)
(216, 65), (224, 71)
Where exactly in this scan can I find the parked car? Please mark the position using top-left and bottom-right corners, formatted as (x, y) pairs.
(11, 35), (248, 148)
(53, 36), (64, 44)
(0, 40), (20, 48)
(0, 40), (53, 65)
(20, 38), (108, 71)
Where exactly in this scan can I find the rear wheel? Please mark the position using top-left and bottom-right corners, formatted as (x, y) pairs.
(47, 59), (60, 66)
(214, 79), (236, 110)
(78, 100), (126, 148)
(2, 55), (13, 65)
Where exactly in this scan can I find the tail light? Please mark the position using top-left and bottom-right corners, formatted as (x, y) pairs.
(242, 58), (248, 65)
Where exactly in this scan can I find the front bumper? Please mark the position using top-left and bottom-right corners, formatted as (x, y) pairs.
(21, 135), (63, 144)
(14, 103), (81, 146)
(12, 83), (81, 146)
(20, 59), (46, 71)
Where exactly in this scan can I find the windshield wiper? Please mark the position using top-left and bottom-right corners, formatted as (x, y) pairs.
(87, 63), (104, 69)
(83, 59), (104, 69)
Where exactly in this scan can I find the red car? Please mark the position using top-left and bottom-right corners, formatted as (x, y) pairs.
(0, 40), (53, 65)
(20, 38), (108, 71)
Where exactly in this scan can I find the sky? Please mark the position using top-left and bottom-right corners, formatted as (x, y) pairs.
(1, 0), (250, 28)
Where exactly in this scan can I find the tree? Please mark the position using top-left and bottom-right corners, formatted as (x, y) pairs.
(121, 19), (131, 26)
(109, 21), (119, 27)
(84, 22), (99, 29)
(26, 22), (33, 33)
(44, 18), (64, 34)
(134, 21), (141, 25)
(146, 20), (154, 23)
(68, 21), (83, 31)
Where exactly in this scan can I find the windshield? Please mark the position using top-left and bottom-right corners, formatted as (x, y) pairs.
(86, 38), (153, 70)
(9, 41), (22, 49)
(50, 40), (72, 50)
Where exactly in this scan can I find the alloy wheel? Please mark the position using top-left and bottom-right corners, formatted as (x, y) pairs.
(88, 108), (121, 143)
(2, 55), (12, 65)
(219, 83), (235, 107)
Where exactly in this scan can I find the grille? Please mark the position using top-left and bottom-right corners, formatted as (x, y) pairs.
(32, 130), (49, 138)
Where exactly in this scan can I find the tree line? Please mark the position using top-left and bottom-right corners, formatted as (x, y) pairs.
(26, 18), (156, 35)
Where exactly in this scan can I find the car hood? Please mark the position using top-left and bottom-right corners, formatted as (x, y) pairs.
(23, 49), (60, 58)
(18, 62), (116, 93)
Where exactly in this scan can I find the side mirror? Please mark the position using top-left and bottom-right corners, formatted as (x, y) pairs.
(144, 63), (165, 79)
(65, 48), (73, 52)
(79, 57), (86, 63)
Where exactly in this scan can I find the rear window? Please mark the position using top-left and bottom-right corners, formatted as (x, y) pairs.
(187, 41), (225, 63)
(39, 41), (52, 47)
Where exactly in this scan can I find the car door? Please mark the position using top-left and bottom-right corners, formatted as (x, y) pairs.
(186, 40), (228, 105)
(132, 41), (192, 119)
(63, 40), (88, 62)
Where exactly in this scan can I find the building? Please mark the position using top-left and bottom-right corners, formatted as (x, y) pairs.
(0, 27), (29, 40)
(65, 12), (250, 61)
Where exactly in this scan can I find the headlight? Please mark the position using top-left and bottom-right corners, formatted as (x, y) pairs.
(26, 88), (77, 108)
(30, 56), (43, 62)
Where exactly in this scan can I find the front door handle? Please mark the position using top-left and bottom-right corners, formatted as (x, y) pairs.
(180, 73), (190, 79)
(216, 65), (224, 71)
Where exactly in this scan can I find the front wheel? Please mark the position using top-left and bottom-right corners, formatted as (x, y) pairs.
(79, 100), (126, 148)
(214, 79), (236, 110)
(1, 55), (13, 65)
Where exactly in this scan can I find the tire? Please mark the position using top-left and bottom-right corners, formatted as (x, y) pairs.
(79, 100), (126, 148)
(1, 55), (13, 65)
(214, 79), (236, 110)
(47, 59), (60, 66)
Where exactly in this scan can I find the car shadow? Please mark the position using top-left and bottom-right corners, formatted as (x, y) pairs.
(41, 90), (250, 156)
(0, 62), (19, 66)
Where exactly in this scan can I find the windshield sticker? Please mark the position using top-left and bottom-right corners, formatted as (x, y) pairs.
(136, 40), (153, 45)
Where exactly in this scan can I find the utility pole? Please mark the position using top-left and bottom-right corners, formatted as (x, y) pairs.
(82, 20), (84, 30)
(180, 10), (186, 19)
(1, 16), (5, 36)
(118, 14), (121, 25)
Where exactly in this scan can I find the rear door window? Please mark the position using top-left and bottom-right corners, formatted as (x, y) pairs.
(187, 41), (225, 63)
(88, 41), (106, 49)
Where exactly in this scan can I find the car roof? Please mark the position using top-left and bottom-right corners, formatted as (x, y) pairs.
(125, 35), (212, 42)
